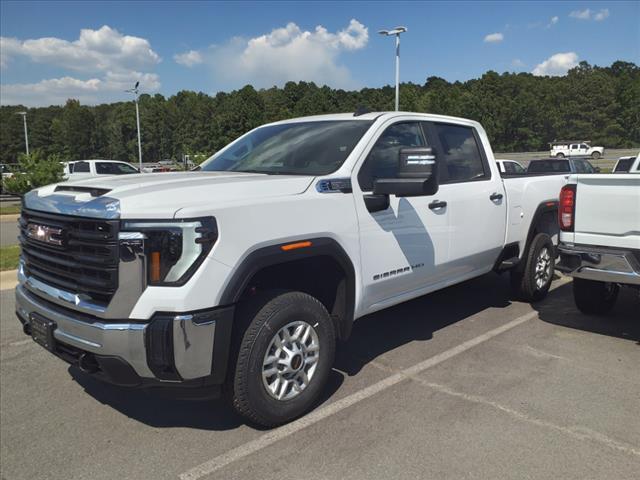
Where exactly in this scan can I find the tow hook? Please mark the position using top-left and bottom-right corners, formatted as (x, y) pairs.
(78, 353), (100, 374)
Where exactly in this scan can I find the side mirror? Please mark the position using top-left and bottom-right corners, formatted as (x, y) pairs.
(594, 166), (601, 173)
(373, 147), (439, 197)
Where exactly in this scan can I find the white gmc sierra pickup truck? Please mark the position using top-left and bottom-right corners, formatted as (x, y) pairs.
(16, 112), (566, 426)
(557, 154), (640, 313)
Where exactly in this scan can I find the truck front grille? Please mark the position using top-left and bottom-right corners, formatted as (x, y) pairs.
(19, 209), (120, 304)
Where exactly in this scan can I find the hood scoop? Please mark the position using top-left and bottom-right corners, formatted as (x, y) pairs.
(54, 185), (112, 197)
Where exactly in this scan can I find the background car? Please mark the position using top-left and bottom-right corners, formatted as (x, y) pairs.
(64, 159), (139, 181)
(613, 155), (639, 173)
(496, 159), (526, 174)
(527, 158), (600, 174)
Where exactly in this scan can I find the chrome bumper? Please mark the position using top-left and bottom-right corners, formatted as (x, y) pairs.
(557, 244), (640, 285)
(15, 283), (221, 382)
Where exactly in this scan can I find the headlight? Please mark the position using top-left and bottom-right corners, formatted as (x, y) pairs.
(120, 217), (217, 286)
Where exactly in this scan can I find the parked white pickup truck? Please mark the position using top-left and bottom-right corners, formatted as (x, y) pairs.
(557, 154), (640, 313)
(550, 141), (604, 160)
(16, 112), (567, 426)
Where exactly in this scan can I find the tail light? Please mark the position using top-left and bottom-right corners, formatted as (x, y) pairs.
(559, 184), (576, 231)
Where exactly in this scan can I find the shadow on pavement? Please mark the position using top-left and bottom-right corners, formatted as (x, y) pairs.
(534, 282), (640, 343)
(70, 271), (516, 430)
(335, 272), (513, 376)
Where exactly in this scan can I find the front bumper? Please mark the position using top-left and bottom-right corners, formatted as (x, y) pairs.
(557, 243), (640, 286)
(15, 283), (234, 389)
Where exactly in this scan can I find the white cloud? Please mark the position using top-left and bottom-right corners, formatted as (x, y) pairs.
(0, 71), (160, 106)
(550, 16), (559, 24)
(484, 32), (504, 43)
(0, 25), (160, 72)
(175, 19), (368, 89)
(511, 58), (526, 68)
(532, 52), (579, 76)
(1, 26), (161, 106)
(174, 50), (203, 67)
(569, 8), (609, 21)
(570, 8), (592, 20)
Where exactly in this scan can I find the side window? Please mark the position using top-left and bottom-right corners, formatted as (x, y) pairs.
(574, 160), (586, 173)
(432, 123), (487, 183)
(583, 161), (594, 173)
(580, 144), (588, 150)
(96, 162), (114, 174)
(513, 162), (525, 174)
(358, 122), (426, 191)
(73, 161), (90, 173)
(503, 162), (515, 174)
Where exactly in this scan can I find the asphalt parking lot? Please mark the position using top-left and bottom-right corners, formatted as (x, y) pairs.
(1, 273), (639, 480)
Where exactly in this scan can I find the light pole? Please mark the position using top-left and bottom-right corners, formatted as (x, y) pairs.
(15, 111), (29, 156)
(378, 26), (407, 111)
(126, 81), (143, 171)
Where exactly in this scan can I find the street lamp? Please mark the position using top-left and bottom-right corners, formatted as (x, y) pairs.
(15, 111), (29, 156)
(378, 26), (407, 111)
(125, 81), (143, 171)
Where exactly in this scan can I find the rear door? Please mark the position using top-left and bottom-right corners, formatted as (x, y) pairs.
(428, 122), (506, 277)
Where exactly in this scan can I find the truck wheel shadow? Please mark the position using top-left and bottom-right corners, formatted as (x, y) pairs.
(68, 362), (345, 432)
(334, 271), (513, 376)
(533, 282), (640, 343)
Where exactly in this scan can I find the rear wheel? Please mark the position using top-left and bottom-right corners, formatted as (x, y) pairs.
(591, 151), (601, 160)
(573, 278), (619, 314)
(511, 233), (555, 302)
(227, 290), (336, 427)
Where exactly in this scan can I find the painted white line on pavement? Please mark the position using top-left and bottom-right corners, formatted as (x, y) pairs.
(179, 310), (539, 480)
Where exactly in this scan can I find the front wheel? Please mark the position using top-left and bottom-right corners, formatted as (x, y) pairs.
(511, 233), (555, 302)
(228, 291), (336, 427)
(573, 278), (619, 314)
(555, 153), (565, 159)
(591, 151), (601, 160)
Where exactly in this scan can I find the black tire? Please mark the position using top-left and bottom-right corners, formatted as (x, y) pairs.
(510, 233), (555, 302)
(556, 153), (565, 159)
(227, 290), (336, 427)
(591, 151), (601, 160)
(572, 278), (619, 315)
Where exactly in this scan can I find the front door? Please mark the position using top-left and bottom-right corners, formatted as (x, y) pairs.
(353, 121), (450, 313)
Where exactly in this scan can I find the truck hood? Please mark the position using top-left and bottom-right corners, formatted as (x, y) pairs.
(24, 171), (315, 219)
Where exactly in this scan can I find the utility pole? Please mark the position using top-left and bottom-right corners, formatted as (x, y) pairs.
(126, 82), (143, 171)
(15, 111), (29, 155)
(378, 26), (407, 111)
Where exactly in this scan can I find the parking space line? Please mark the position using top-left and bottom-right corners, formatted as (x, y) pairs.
(179, 310), (539, 480)
(413, 379), (640, 458)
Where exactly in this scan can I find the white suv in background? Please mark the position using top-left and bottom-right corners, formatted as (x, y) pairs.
(63, 160), (139, 181)
(549, 141), (605, 159)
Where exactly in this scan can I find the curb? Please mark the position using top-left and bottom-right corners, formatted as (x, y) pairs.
(0, 214), (20, 222)
(0, 270), (18, 291)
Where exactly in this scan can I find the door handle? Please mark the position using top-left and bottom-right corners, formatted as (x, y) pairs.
(428, 200), (447, 210)
(490, 192), (503, 201)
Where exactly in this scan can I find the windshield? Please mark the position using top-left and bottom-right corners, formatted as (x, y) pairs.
(200, 120), (373, 175)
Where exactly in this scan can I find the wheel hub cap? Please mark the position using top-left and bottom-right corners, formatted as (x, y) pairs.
(262, 321), (320, 401)
(534, 247), (552, 290)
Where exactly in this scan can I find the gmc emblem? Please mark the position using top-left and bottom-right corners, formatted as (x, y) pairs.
(26, 223), (64, 246)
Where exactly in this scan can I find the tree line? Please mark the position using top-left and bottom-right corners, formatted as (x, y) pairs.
(1, 60), (638, 165)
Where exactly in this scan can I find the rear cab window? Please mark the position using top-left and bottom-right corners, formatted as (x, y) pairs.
(527, 160), (570, 173)
(72, 161), (90, 173)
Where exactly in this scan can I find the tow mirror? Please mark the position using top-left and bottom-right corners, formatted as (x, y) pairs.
(373, 147), (439, 197)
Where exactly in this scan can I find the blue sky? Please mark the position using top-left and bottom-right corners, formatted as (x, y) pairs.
(1, 0), (638, 106)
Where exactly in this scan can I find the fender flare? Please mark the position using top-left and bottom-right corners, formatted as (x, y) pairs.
(523, 199), (559, 260)
(220, 237), (356, 340)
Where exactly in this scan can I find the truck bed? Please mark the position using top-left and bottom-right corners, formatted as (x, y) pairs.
(502, 174), (567, 256)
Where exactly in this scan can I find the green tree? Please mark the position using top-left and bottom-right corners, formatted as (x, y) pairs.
(2, 151), (65, 195)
